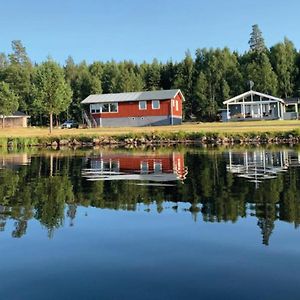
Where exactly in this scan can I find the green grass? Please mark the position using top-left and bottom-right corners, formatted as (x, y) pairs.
(0, 120), (299, 147)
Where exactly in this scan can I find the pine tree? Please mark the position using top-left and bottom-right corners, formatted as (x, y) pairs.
(249, 24), (266, 52)
(144, 59), (161, 91)
(4, 40), (33, 113)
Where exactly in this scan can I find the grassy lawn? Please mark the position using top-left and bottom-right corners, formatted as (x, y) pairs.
(0, 120), (300, 138)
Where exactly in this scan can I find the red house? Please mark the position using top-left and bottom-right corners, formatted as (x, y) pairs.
(81, 89), (184, 127)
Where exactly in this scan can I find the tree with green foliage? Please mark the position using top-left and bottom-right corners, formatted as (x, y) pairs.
(249, 24), (266, 52)
(174, 51), (194, 118)
(116, 62), (144, 92)
(270, 38), (298, 98)
(1, 31), (300, 123)
(4, 40), (33, 113)
(193, 72), (213, 119)
(244, 52), (278, 94)
(0, 81), (19, 128)
(33, 60), (72, 133)
(192, 48), (243, 119)
(160, 60), (177, 90)
(141, 59), (161, 91)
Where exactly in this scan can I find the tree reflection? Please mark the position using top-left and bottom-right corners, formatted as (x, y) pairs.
(0, 148), (299, 245)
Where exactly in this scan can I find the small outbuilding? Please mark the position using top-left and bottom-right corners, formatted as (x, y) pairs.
(0, 111), (30, 128)
(81, 89), (184, 127)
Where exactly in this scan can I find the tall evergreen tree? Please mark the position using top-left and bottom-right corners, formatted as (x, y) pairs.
(4, 40), (33, 113)
(160, 61), (177, 90)
(249, 24), (266, 52)
(101, 61), (120, 93)
(143, 59), (161, 91)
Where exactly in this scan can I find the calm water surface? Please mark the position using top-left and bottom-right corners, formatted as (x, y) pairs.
(0, 146), (300, 299)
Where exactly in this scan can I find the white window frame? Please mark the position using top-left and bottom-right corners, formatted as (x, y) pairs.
(108, 102), (118, 113)
(90, 104), (101, 113)
(153, 161), (162, 174)
(139, 100), (147, 110)
(152, 100), (160, 110)
(176, 100), (179, 111)
(140, 161), (148, 174)
(90, 103), (118, 113)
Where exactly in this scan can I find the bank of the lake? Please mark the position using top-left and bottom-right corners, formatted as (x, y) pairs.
(1, 120), (300, 147)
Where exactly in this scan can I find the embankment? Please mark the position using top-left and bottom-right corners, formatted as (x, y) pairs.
(1, 129), (300, 148)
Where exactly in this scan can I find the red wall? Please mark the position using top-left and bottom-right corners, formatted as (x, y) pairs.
(91, 97), (183, 119)
(171, 93), (183, 117)
(91, 153), (185, 175)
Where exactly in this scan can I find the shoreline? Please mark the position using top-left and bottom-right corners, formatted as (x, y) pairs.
(2, 129), (300, 148)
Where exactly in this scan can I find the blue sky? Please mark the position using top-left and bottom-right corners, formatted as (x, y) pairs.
(1, 0), (300, 64)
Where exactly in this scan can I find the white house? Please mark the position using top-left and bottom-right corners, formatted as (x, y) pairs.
(222, 90), (286, 121)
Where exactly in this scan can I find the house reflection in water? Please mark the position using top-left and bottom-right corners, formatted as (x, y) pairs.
(0, 153), (31, 169)
(226, 149), (300, 187)
(82, 152), (188, 182)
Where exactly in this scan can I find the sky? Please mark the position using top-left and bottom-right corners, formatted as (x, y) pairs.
(1, 0), (300, 64)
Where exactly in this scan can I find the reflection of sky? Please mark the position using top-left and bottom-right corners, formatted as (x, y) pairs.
(1, 205), (300, 299)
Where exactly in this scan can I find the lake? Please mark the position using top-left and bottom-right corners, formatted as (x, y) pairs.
(0, 146), (300, 299)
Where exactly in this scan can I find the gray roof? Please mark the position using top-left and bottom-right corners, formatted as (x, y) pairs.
(12, 111), (28, 117)
(284, 98), (300, 105)
(81, 89), (184, 104)
(0, 111), (30, 118)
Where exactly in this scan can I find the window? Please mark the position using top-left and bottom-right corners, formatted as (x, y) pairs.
(109, 103), (118, 112)
(90, 105), (96, 113)
(176, 100), (179, 111)
(102, 103), (110, 112)
(154, 161), (162, 174)
(92, 102), (118, 113)
(140, 161), (148, 174)
(152, 100), (160, 109)
(90, 104), (101, 113)
(139, 101), (147, 110)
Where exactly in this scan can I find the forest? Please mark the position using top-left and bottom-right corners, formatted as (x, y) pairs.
(0, 25), (300, 125)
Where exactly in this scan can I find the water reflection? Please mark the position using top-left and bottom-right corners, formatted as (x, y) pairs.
(226, 149), (300, 187)
(82, 151), (188, 183)
(0, 147), (299, 245)
(0, 153), (31, 169)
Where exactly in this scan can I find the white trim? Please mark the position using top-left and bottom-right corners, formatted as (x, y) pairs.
(227, 100), (281, 105)
(174, 90), (186, 102)
(90, 102), (119, 114)
(152, 100), (160, 109)
(139, 100), (147, 110)
(223, 90), (285, 105)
